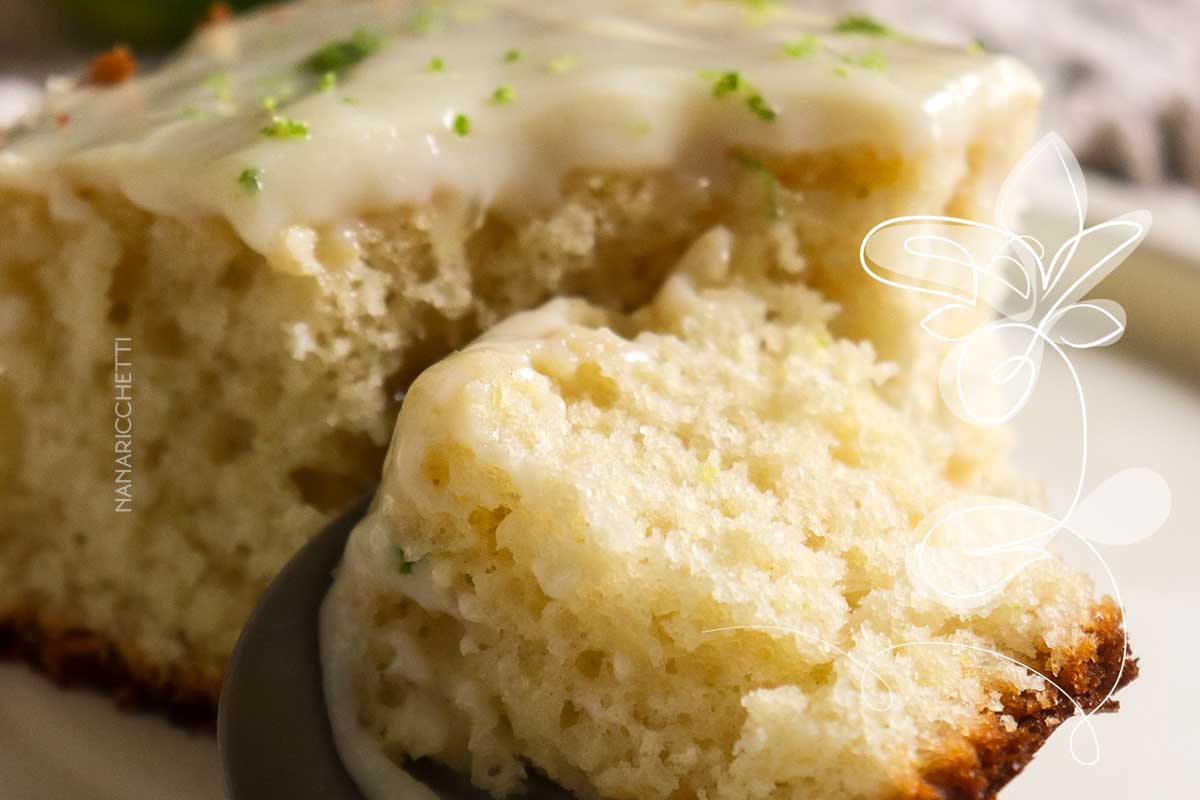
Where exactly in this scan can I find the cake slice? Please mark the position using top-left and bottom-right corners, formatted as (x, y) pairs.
(322, 256), (1134, 800)
(0, 0), (1039, 714)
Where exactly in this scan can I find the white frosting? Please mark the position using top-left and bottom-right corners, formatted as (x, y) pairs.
(320, 572), (439, 800)
(0, 0), (1037, 253)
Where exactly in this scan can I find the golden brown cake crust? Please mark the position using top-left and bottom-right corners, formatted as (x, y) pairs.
(904, 598), (1138, 800)
(0, 610), (219, 728)
(2, 599), (1135, 792)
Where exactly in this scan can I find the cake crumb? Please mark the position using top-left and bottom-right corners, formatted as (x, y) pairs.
(86, 46), (137, 87)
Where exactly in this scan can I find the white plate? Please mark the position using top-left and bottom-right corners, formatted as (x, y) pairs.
(2, 180), (1197, 799)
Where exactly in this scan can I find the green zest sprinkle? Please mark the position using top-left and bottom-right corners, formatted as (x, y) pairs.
(734, 153), (782, 220)
(409, 6), (438, 34)
(238, 168), (262, 194)
(340, 95), (359, 105)
(967, 39), (986, 54)
(394, 546), (418, 574)
(451, 112), (471, 136)
(709, 71), (777, 122)
(205, 72), (233, 102)
(303, 29), (382, 73)
(492, 84), (515, 104)
(260, 95), (279, 112)
(712, 71), (743, 97)
(837, 50), (889, 74)
(547, 54), (578, 74)
(833, 14), (893, 36)
(782, 34), (819, 58)
(857, 50), (888, 72)
(746, 93), (777, 121)
(428, 56), (445, 72)
(260, 116), (309, 139)
(504, 48), (522, 63)
(318, 71), (337, 91)
(181, 106), (206, 120)
(834, 65), (850, 78)
(629, 118), (652, 136)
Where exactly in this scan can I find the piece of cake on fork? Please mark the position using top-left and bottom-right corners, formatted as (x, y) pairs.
(323, 250), (1135, 800)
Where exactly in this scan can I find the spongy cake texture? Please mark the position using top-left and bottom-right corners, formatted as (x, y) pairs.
(0, 0), (1039, 711)
(0, 154), (1012, 711)
(0, 111), (1033, 713)
(323, 249), (1132, 800)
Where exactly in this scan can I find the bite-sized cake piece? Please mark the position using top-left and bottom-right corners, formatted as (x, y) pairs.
(322, 247), (1134, 800)
(0, 0), (1039, 713)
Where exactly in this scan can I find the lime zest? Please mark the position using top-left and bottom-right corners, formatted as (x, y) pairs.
(491, 84), (515, 104)
(547, 54), (578, 73)
(260, 116), (309, 139)
(303, 29), (382, 73)
(733, 152), (783, 220)
(238, 167), (262, 194)
(394, 546), (420, 574)
(746, 94), (777, 121)
(833, 14), (893, 36)
(205, 71), (234, 102)
(712, 71), (743, 97)
(782, 34), (819, 58)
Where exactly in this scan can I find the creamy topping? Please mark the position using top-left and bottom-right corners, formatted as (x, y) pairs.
(320, 570), (439, 800)
(0, 0), (1037, 253)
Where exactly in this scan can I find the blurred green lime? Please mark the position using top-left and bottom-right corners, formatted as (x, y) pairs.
(56, 0), (270, 48)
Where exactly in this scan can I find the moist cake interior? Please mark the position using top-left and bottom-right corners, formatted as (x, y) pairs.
(1, 0), (1039, 714)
